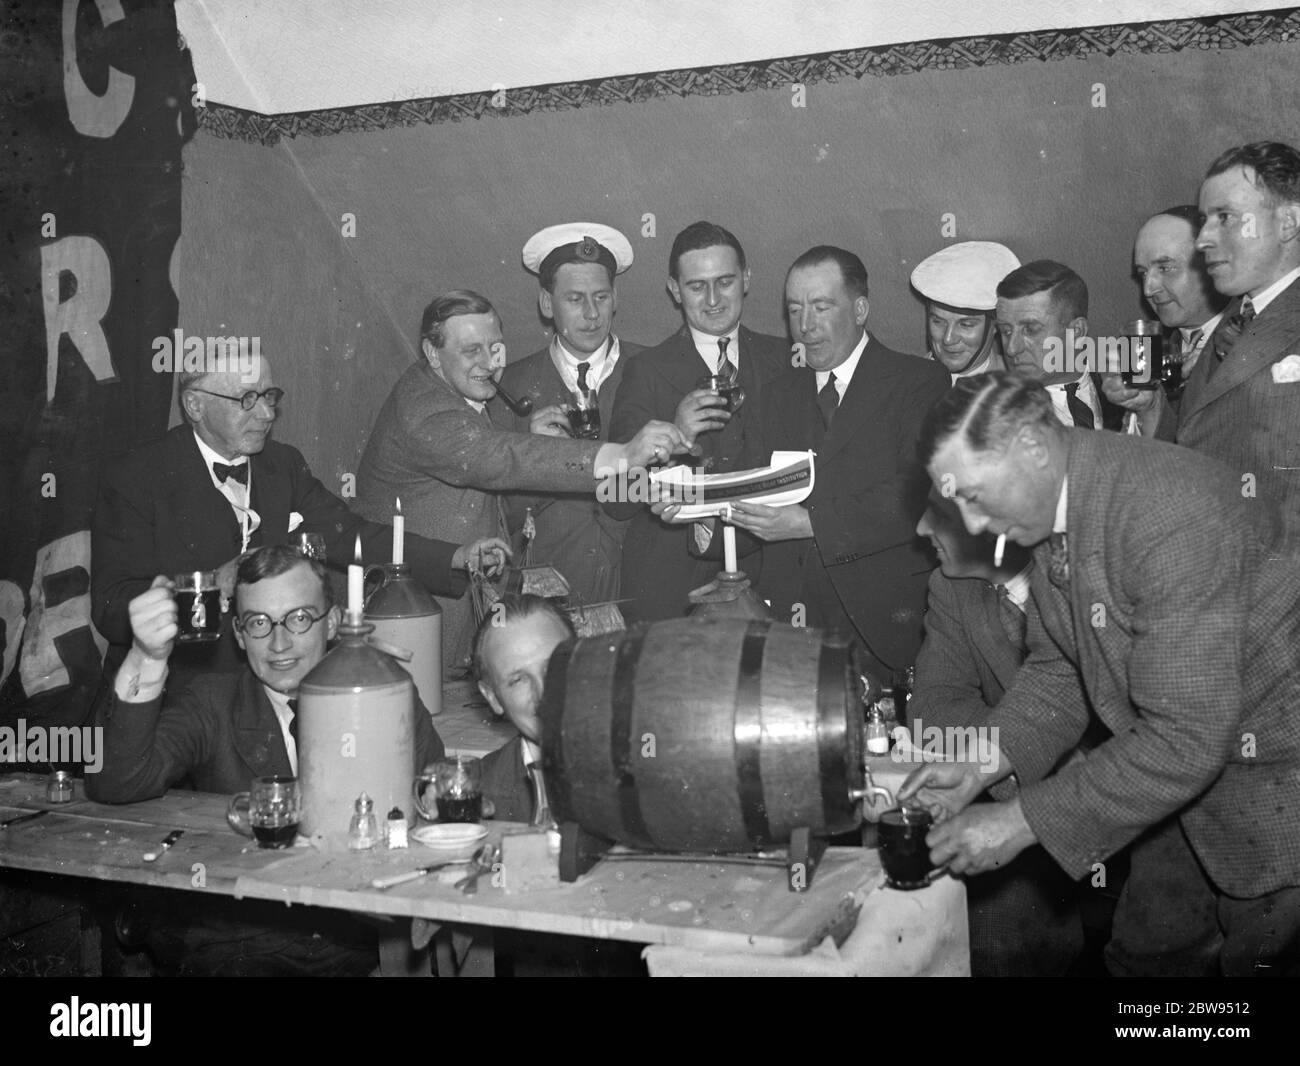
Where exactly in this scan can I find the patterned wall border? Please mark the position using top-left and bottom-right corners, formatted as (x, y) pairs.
(196, 8), (1300, 145)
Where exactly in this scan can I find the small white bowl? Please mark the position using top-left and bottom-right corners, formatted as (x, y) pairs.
(410, 823), (489, 861)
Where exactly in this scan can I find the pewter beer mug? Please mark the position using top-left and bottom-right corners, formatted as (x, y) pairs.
(174, 571), (221, 643)
(1121, 319), (1164, 390)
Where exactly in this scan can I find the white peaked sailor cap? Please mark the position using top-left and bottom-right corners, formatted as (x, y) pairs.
(910, 241), (1021, 311)
(522, 222), (634, 277)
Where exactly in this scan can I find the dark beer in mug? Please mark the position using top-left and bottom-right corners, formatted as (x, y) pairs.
(1121, 321), (1164, 390)
(436, 793), (483, 824)
(174, 571), (222, 643)
(567, 404), (601, 440)
(251, 819), (299, 848)
(877, 807), (935, 889)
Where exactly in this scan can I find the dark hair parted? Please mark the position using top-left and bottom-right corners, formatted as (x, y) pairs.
(1205, 141), (1300, 206)
(235, 545), (333, 609)
(668, 221), (746, 279)
(420, 290), (498, 349)
(917, 371), (1059, 467)
(995, 259), (1088, 322)
(470, 593), (576, 682)
(788, 245), (869, 300)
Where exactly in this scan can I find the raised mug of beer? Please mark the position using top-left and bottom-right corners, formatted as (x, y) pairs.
(173, 570), (222, 643)
(228, 776), (301, 848)
(695, 371), (745, 414)
(1120, 319), (1165, 390)
(414, 756), (483, 823)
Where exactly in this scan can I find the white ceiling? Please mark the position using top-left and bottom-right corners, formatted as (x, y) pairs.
(176, 0), (1282, 115)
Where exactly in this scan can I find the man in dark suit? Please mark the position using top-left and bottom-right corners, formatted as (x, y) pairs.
(91, 355), (507, 681)
(902, 372), (1300, 976)
(356, 290), (687, 675)
(471, 593), (575, 823)
(606, 221), (788, 622)
(87, 545), (444, 975)
(700, 245), (950, 677)
(498, 223), (644, 605)
(1136, 142), (1300, 541)
(995, 260), (1107, 430)
(910, 491), (1085, 976)
(1100, 206), (1227, 431)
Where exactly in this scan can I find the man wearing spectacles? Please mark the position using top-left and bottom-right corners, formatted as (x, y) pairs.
(92, 359), (508, 683)
(86, 545), (445, 975)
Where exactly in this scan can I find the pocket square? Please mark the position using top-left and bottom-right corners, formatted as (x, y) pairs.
(1272, 354), (1300, 384)
(288, 511), (304, 532)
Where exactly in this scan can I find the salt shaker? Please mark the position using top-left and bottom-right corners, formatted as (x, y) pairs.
(348, 792), (379, 850)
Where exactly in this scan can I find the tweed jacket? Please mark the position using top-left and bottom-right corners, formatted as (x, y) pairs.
(987, 430), (1300, 897)
(1164, 280), (1300, 541)
(355, 361), (607, 673)
(86, 666), (445, 803)
(497, 339), (644, 605)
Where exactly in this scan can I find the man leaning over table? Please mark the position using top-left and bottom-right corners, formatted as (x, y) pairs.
(900, 372), (1300, 977)
(86, 545), (444, 975)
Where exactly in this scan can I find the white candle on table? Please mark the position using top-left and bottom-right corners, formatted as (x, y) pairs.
(724, 524), (738, 574)
(348, 535), (364, 622)
(993, 533), (1006, 569)
(393, 497), (404, 564)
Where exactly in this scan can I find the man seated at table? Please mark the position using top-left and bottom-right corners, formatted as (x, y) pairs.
(909, 490), (1086, 976)
(472, 593), (574, 823)
(86, 545), (444, 975)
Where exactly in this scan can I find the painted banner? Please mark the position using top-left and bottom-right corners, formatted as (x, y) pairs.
(0, 0), (195, 758)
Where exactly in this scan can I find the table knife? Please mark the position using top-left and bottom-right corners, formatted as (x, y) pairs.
(371, 860), (460, 890)
(143, 829), (185, 861)
(0, 809), (51, 830)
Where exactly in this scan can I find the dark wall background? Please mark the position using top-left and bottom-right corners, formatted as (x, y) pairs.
(180, 38), (1300, 484)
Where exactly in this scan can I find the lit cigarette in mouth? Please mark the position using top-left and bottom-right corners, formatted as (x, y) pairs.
(993, 533), (1006, 568)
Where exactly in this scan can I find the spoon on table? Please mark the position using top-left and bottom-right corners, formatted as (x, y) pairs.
(144, 830), (185, 861)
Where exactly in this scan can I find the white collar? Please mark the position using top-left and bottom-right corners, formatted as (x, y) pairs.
(193, 431), (247, 477)
(999, 564), (1033, 609)
(1247, 265), (1300, 315)
(816, 331), (869, 390)
(687, 324), (741, 371)
(1183, 311), (1224, 343)
(520, 737), (542, 769)
(551, 334), (619, 393)
(1053, 475), (1069, 535)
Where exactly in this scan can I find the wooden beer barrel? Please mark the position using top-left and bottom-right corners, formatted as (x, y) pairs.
(540, 618), (865, 852)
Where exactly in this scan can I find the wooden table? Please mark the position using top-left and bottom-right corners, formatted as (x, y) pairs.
(0, 773), (913, 975)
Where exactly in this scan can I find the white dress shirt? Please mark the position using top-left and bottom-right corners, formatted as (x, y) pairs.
(1249, 265), (1300, 313)
(194, 431), (259, 553)
(687, 325), (741, 375)
(551, 334), (620, 395)
(1045, 373), (1101, 429)
(816, 332), (869, 399)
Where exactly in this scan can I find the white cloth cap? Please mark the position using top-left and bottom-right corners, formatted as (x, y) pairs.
(911, 241), (1021, 311)
(522, 222), (634, 275)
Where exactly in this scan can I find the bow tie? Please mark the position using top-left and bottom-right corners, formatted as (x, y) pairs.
(213, 461), (248, 485)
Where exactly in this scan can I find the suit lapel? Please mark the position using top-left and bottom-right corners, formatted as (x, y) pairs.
(1182, 283), (1300, 423)
(232, 669), (293, 779)
(661, 327), (711, 395)
(817, 334), (889, 465)
(176, 429), (243, 552)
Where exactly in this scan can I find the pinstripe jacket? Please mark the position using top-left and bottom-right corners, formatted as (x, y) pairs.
(1164, 280), (1300, 542)
(987, 430), (1300, 898)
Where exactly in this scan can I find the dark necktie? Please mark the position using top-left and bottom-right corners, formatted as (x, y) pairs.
(213, 461), (248, 485)
(995, 585), (1029, 659)
(717, 336), (736, 381)
(287, 698), (299, 745)
(576, 360), (592, 395)
(1062, 383), (1095, 429)
(1047, 533), (1070, 589)
(1207, 296), (1256, 381)
(816, 372), (839, 429)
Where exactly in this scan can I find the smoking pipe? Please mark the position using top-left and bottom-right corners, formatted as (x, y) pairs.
(492, 379), (534, 416)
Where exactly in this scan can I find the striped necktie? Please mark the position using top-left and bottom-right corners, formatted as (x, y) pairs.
(717, 335), (736, 381)
(1047, 533), (1070, 588)
(287, 697), (299, 744)
(1207, 296), (1256, 381)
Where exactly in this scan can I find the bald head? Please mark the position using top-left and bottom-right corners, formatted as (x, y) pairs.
(1134, 211), (1225, 330)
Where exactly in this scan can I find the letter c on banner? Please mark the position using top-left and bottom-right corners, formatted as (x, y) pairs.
(63, 0), (136, 138)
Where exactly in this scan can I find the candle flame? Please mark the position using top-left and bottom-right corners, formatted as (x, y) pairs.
(396, 496), (402, 514)
(354, 534), (362, 564)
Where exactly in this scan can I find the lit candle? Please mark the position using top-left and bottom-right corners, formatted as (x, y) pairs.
(724, 523), (738, 574)
(393, 497), (404, 564)
(348, 535), (364, 622)
(993, 533), (1006, 569)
